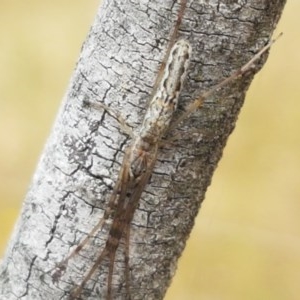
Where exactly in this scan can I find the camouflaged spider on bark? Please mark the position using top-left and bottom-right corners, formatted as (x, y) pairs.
(50, 0), (281, 298)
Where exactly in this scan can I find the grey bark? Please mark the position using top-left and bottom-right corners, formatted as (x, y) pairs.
(0, 0), (286, 299)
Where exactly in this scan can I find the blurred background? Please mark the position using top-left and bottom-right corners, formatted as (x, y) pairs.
(0, 1), (299, 299)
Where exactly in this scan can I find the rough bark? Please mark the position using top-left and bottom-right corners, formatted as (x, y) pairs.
(0, 0), (286, 299)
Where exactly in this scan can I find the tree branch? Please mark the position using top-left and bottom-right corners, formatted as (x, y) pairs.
(0, 0), (286, 299)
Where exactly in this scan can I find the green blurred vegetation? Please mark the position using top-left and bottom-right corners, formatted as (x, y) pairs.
(0, 1), (299, 299)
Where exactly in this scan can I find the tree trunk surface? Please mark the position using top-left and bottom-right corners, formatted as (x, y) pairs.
(0, 0), (286, 299)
